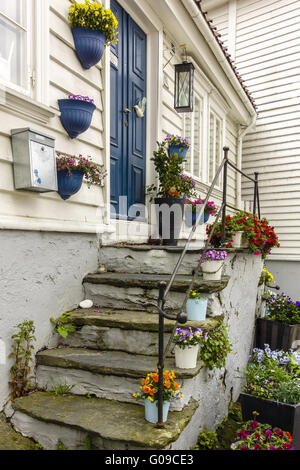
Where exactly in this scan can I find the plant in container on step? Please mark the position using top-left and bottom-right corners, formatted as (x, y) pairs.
(185, 198), (217, 227)
(255, 292), (300, 351)
(173, 327), (204, 369)
(147, 138), (196, 246)
(231, 413), (295, 450)
(56, 153), (107, 200)
(206, 211), (280, 258)
(58, 94), (96, 139)
(186, 290), (208, 321)
(133, 370), (182, 424)
(68, 1), (118, 69)
(199, 250), (228, 281)
(165, 134), (190, 161)
(239, 344), (300, 449)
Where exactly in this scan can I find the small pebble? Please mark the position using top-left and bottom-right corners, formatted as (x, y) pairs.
(79, 299), (93, 309)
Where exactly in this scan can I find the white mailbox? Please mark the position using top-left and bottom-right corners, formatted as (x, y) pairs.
(11, 128), (58, 192)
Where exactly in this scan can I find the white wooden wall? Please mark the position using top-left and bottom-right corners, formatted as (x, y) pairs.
(205, 0), (300, 259)
(0, 0), (106, 233)
(162, 31), (239, 212)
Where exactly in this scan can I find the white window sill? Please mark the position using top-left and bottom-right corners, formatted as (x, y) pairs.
(0, 86), (55, 125)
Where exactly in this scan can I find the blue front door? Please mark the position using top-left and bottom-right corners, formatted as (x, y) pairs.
(110, 0), (147, 220)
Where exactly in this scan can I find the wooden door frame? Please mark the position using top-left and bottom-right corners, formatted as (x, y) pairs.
(103, 0), (164, 226)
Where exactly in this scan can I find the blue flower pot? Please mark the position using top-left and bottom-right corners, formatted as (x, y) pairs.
(144, 399), (170, 424)
(185, 210), (210, 227)
(186, 298), (208, 321)
(57, 169), (84, 200)
(58, 99), (96, 139)
(168, 144), (189, 160)
(72, 27), (106, 69)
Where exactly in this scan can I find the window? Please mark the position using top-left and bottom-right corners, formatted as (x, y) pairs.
(0, 1), (29, 90)
(184, 94), (204, 178)
(209, 110), (223, 187)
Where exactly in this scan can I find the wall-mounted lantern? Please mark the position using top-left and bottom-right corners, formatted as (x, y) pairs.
(174, 61), (195, 113)
(11, 128), (58, 192)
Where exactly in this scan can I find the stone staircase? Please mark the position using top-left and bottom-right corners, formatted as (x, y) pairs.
(5, 245), (263, 450)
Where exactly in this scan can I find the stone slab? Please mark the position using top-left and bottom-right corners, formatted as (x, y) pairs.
(11, 392), (199, 450)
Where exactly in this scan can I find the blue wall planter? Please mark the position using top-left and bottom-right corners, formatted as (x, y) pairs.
(186, 211), (210, 227)
(58, 99), (96, 139)
(186, 297), (208, 321)
(72, 27), (106, 69)
(168, 144), (189, 160)
(57, 169), (84, 200)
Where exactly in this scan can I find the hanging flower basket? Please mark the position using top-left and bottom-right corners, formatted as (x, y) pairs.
(68, 1), (118, 69)
(71, 27), (106, 69)
(165, 134), (190, 161)
(56, 153), (107, 200)
(58, 95), (96, 139)
(185, 198), (217, 227)
(57, 169), (84, 200)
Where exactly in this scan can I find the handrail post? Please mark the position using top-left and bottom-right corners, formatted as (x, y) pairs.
(157, 281), (167, 428)
(253, 172), (258, 215)
(221, 147), (229, 243)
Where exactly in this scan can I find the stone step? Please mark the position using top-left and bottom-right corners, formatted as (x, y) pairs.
(83, 272), (230, 313)
(58, 308), (221, 356)
(36, 348), (203, 411)
(9, 392), (199, 450)
(98, 244), (203, 275)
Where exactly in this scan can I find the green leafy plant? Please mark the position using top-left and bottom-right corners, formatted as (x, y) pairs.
(198, 323), (232, 370)
(51, 380), (75, 396)
(68, 1), (118, 46)
(57, 441), (68, 450)
(50, 311), (77, 338)
(147, 140), (196, 199)
(9, 321), (36, 398)
(192, 429), (220, 450)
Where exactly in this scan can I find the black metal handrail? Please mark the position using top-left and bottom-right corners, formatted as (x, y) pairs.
(155, 146), (261, 428)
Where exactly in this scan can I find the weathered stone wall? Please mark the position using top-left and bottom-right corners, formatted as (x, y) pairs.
(0, 230), (99, 410)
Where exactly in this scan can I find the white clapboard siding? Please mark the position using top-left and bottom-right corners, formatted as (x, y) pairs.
(0, 0), (106, 232)
(206, 0), (300, 258)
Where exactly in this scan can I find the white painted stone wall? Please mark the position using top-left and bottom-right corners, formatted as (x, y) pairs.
(0, 230), (99, 410)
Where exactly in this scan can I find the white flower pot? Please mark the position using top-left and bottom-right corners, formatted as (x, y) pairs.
(174, 344), (199, 369)
(201, 259), (224, 281)
(232, 231), (248, 248)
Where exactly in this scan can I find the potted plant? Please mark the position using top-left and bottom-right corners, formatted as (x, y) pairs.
(58, 94), (96, 139)
(148, 138), (196, 246)
(231, 413), (295, 450)
(199, 250), (228, 281)
(133, 370), (182, 424)
(165, 134), (190, 161)
(68, 1), (118, 69)
(255, 292), (300, 351)
(56, 153), (106, 200)
(185, 198), (217, 227)
(239, 344), (300, 449)
(173, 327), (204, 369)
(206, 211), (280, 259)
(186, 290), (208, 321)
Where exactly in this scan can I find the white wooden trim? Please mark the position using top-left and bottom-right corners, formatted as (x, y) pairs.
(34, 0), (50, 105)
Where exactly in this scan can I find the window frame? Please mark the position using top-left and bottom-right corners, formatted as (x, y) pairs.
(0, 0), (32, 96)
(208, 103), (225, 189)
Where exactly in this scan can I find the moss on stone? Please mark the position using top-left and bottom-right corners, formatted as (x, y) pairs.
(0, 413), (37, 450)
